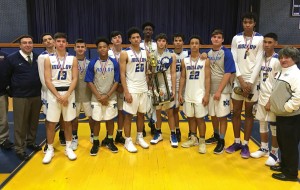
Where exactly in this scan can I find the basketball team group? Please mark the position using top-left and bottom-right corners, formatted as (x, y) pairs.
(0, 12), (299, 181)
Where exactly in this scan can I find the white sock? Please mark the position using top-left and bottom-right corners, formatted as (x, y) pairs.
(66, 141), (72, 148)
(47, 144), (54, 151)
(235, 138), (241, 143)
(243, 140), (248, 145)
(261, 142), (269, 150)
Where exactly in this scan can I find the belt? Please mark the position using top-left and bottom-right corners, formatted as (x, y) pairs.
(55, 86), (69, 91)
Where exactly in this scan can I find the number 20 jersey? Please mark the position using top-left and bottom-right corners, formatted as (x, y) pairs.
(125, 48), (148, 93)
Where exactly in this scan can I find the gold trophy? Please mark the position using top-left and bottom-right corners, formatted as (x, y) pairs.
(147, 42), (173, 106)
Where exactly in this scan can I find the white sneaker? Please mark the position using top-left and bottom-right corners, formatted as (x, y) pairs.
(124, 137), (137, 153)
(136, 137), (149, 149)
(71, 138), (78, 151)
(265, 152), (279, 166)
(65, 148), (77, 161)
(170, 134), (178, 148)
(250, 148), (269, 158)
(181, 135), (199, 148)
(198, 139), (206, 154)
(42, 148), (54, 164)
(150, 133), (163, 144)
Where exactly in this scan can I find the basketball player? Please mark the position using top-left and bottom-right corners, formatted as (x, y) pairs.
(140, 21), (157, 136)
(119, 27), (149, 153)
(107, 31), (126, 144)
(207, 29), (236, 154)
(171, 33), (189, 142)
(42, 32), (78, 164)
(226, 12), (264, 159)
(85, 37), (119, 155)
(72, 39), (94, 150)
(179, 35), (211, 154)
(149, 33), (178, 148)
(250, 33), (280, 166)
(38, 33), (66, 153)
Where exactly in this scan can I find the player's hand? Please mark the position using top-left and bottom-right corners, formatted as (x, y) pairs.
(179, 94), (184, 104)
(265, 101), (271, 111)
(124, 92), (133, 104)
(244, 82), (253, 94)
(61, 94), (70, 106)
(100, 94), (109, 106)
(200, 52), (208, 60)
(213, 91), (221, 101)
(202, 95), (209, 106)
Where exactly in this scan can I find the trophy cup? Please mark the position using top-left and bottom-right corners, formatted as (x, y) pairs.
(147, 43), (173, 106)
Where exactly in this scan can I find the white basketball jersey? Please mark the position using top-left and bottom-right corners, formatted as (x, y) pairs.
(173, 50), (189, 91)
(125, 48), (148, 93)
(184, 56), (206, 103)
(231, 32), (263, 82)
(258, 53), (281, 105)
(155, 49), (173, 92)
(108, 49), (121, 63)
(49, 54), (74, 87)
(37, 51), (55, 90)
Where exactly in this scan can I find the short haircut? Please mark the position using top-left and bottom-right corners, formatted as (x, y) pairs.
(41, 33), (53, 42)
(189, 35), (201, 44)
(241, 12), (257, 23)
(110, 31), (122, 39)
(75, 38), (86, 45)
(54, 32), (67, 40)
(172, 33), (185, 42)
(264, 33), (278, 41)
(278, 46), (300, 64)
(19, 35), (33, 43)
(211, 29), (224, 38)
(127, 27), (141, 39)
(95, 37), (110, 47)
(155, 33), (168, 42)
(142, 21), (155, 31)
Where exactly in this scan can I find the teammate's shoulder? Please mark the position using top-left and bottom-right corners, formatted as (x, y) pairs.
(254, 32), (263, 37)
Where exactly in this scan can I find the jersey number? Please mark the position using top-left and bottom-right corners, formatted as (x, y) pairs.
(135, 64), (144, 72)
(57, 71), (67, 80)
(176, 65), (181, 72)
(189, 71), (200, 80)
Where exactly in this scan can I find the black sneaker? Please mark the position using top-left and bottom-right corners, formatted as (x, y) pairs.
(101, 137), (109, 146)
(214, 139), (225, 154)
(115, 131), (125, 144)
(90, 140), (99, 156)
(205, 133), (219, 144)
(106, 138), (118, 153)
(148, 120), (156, 135)
(0, 139), (14, 150)
(59, 130), (66, 146)
(176, 129), (181, 142)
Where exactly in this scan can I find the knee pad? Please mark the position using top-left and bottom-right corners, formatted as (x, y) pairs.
(259, 121), (268, 133)
(270, 125), (276, 136)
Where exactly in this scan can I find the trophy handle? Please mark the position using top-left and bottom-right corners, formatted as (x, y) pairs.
(162, 71), (173, 101)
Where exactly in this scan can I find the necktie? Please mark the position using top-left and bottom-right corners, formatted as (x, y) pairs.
(27, 55), (32, 64)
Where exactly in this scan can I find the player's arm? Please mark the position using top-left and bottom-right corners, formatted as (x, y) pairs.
(203, 59), (210, 106)
(120, 51), (132, 103)
(61, 57), (78, 106)
(178, 59), (186, 104)
(248, 38), (264, 91)
(170, 53), (176, 97)
(44, 56), (61, 101)
(214, 50), (236, 100)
